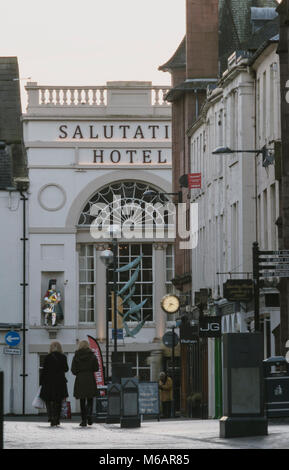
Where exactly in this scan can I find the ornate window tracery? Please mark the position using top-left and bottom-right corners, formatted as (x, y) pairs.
(77, 180), (174, 229)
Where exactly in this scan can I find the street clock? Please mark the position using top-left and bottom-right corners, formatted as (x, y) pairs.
(160, 294), (180, 314)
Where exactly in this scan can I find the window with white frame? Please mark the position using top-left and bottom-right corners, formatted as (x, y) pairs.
(107, 243), (153, 322)
(79, 245), (95, 322)
(166, 244), (175, 294)
(118, 351), (151, 381)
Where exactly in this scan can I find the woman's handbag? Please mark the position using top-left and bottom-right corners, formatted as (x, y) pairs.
(61, 399), (71, 419)
(32, 386), (45, 409)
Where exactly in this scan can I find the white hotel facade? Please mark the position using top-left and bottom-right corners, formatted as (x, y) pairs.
(2, 81), (177, 415)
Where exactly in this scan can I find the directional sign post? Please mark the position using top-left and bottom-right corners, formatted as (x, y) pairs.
(5, 332), (20, 347)
(252, 244), (288, 332)
(256, 248), (289, 279)
(4, 331), (21, 414)
(3, 348), (21, 356)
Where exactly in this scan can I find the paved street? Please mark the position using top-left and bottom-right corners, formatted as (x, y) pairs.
(3, 417), (289, 449)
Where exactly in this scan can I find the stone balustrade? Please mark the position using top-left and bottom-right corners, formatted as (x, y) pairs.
(25, 83), (171, 108)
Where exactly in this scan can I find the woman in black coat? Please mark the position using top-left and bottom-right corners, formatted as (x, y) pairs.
(40, 341), (69, 426)
(71, 340), (99, 426)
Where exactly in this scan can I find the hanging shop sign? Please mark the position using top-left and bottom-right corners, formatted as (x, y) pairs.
(223, 279), (254, 302)
(180, 323), (199, 345)
(179, 173), (202, 189)
(188, 173), (202, 189)
(199, 317), (222, 338)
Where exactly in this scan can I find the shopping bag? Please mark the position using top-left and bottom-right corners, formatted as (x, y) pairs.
(61, 399), (71, 419)
(32, 386), (45, 409)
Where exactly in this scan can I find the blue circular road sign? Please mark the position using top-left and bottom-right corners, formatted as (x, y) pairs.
(5, 331), (21, 347)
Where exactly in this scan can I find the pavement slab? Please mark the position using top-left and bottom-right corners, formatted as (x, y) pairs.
(3, 417), (289, 449)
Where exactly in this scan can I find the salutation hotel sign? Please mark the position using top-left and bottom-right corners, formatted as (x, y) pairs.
(57, 122), (171, 166)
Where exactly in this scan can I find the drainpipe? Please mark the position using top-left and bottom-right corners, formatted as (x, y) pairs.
(19, 190), (28, 415)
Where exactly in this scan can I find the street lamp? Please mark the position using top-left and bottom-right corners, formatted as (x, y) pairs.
(107, 225), (121, 359)
(100, 224), (122, 380)
(212, 145), (274, 168)
(100, 249), (114, 382)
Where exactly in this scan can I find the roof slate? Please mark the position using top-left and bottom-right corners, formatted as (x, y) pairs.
(0, 147), (13, 190)
(219, 0), (278, 72)
(243, 14), (279, 50)
(0, 57), (27, 190)
(159, 37), (186, 72)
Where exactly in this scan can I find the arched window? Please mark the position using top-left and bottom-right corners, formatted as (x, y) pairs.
(77, 180), (174, 229)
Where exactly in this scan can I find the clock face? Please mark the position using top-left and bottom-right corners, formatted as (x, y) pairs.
(161, 295), (180, 314)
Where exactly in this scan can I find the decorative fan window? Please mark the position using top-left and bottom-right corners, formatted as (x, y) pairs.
(78, 181), (174, 229)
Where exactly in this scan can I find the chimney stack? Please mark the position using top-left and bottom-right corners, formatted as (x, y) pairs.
(186, 0), (219, 79)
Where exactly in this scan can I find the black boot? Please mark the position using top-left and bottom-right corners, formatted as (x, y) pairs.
(46, 401), (53, 423)
(55, 401), (61, 426)
(86, 400), (93, 426)
(51, 402), (57, 426)
(80, 399), (87, 427)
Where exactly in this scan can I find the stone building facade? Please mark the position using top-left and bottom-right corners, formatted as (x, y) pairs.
(21, 81), (176, 415)
(188, 16), (281, 417)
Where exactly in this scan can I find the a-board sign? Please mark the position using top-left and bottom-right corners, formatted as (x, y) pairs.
(138, 382), (160, 416)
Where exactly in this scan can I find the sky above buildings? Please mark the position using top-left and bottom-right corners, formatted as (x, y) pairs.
(2, 0), (185, 110)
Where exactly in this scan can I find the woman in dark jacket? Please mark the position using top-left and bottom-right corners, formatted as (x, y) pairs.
(40, 341), (69, 426)
(71, 340), (99, 426)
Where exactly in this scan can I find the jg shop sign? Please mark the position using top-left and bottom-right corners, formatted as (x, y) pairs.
(199, 317), (221, 338)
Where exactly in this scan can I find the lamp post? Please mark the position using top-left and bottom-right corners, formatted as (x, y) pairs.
(108, 225), (121, 358)
(212, 146), (274, 168)
(100, 225), (121, 379)
(100, 249), (114, 382)
(112, 236), (118, 357)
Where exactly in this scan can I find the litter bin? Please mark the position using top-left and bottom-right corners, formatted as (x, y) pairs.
(263, 356), (289, 418)
(120, 378), (140, 428)
(106, 383), (121, 424)
(94, 386), (108, 423)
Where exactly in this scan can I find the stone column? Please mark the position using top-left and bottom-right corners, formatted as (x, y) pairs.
(95, 244), (108, 342)
(149, 350), (164, 381)
(153, 243), (168, 342)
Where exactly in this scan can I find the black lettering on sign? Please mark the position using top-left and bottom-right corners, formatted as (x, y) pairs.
(119, 125), (130, 139)
(93, 150), (104, 163)
(89, 125), (99, 139)
(72, 125), (83, 139)
(134, 126), (144, 139)
(158, 150), (167, 164)
(148, 125), (159, 139)
(110, 150), (121, 163)
(59, 125), (68, 139)
(164, 125), (170, 139)
(126, 150), (137, 164)
(143, 150), (152, 163)
(104, 125), (114, 139)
